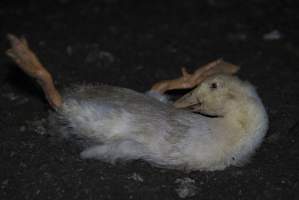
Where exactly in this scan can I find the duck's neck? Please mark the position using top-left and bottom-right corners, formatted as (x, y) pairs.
(220, 96), (268, 146)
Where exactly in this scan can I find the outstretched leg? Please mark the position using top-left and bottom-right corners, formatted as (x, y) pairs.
(150, 59), (239, 94)
(6, 34), (62, 109)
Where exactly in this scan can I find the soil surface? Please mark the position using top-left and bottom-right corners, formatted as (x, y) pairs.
(0, 0), (299, 199)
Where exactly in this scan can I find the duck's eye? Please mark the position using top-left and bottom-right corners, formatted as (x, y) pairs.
(210, 82), (218, 90)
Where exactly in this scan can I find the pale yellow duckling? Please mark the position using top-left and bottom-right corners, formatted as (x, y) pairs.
(6, 34), (268, 171)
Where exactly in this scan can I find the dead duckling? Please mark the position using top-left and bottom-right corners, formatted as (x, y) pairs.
(6, 34), (268, 171)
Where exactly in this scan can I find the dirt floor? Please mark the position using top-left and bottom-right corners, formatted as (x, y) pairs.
(0, 0), (299, 199)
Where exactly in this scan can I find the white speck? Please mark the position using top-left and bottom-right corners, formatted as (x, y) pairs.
(263, 30), (282, 40)
(128, 173), (144, 182)
(175, 177), (197, 198)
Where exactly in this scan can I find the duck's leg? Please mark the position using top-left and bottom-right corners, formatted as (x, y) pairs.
(6, 34), (62, 109)
(150, 59), (239, 94)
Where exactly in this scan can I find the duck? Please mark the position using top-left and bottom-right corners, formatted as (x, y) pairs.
(5, 34), (268, 171)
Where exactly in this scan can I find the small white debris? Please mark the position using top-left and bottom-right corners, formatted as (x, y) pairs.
(128, 173), (144, 182)
(263, 30), (282, 40)
(175, 177), (197, 198)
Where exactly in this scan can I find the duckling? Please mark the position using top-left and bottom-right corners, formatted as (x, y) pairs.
(6, 34), (268, 171)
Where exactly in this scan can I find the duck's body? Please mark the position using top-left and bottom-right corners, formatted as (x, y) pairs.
(6, 34), (268, 171)
(54, 85), (213, 169)
(51, 78), (268, 171)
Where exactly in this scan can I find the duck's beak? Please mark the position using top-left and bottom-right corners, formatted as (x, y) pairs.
(173, 90), (202, 112)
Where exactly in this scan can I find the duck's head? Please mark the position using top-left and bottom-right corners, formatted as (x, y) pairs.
(174, 74), (254, 116)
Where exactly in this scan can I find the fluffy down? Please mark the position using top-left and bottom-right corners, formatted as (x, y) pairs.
(50, 76), (268, 171)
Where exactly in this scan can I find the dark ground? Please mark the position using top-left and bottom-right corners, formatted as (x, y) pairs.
(0, 0), (299, 199)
